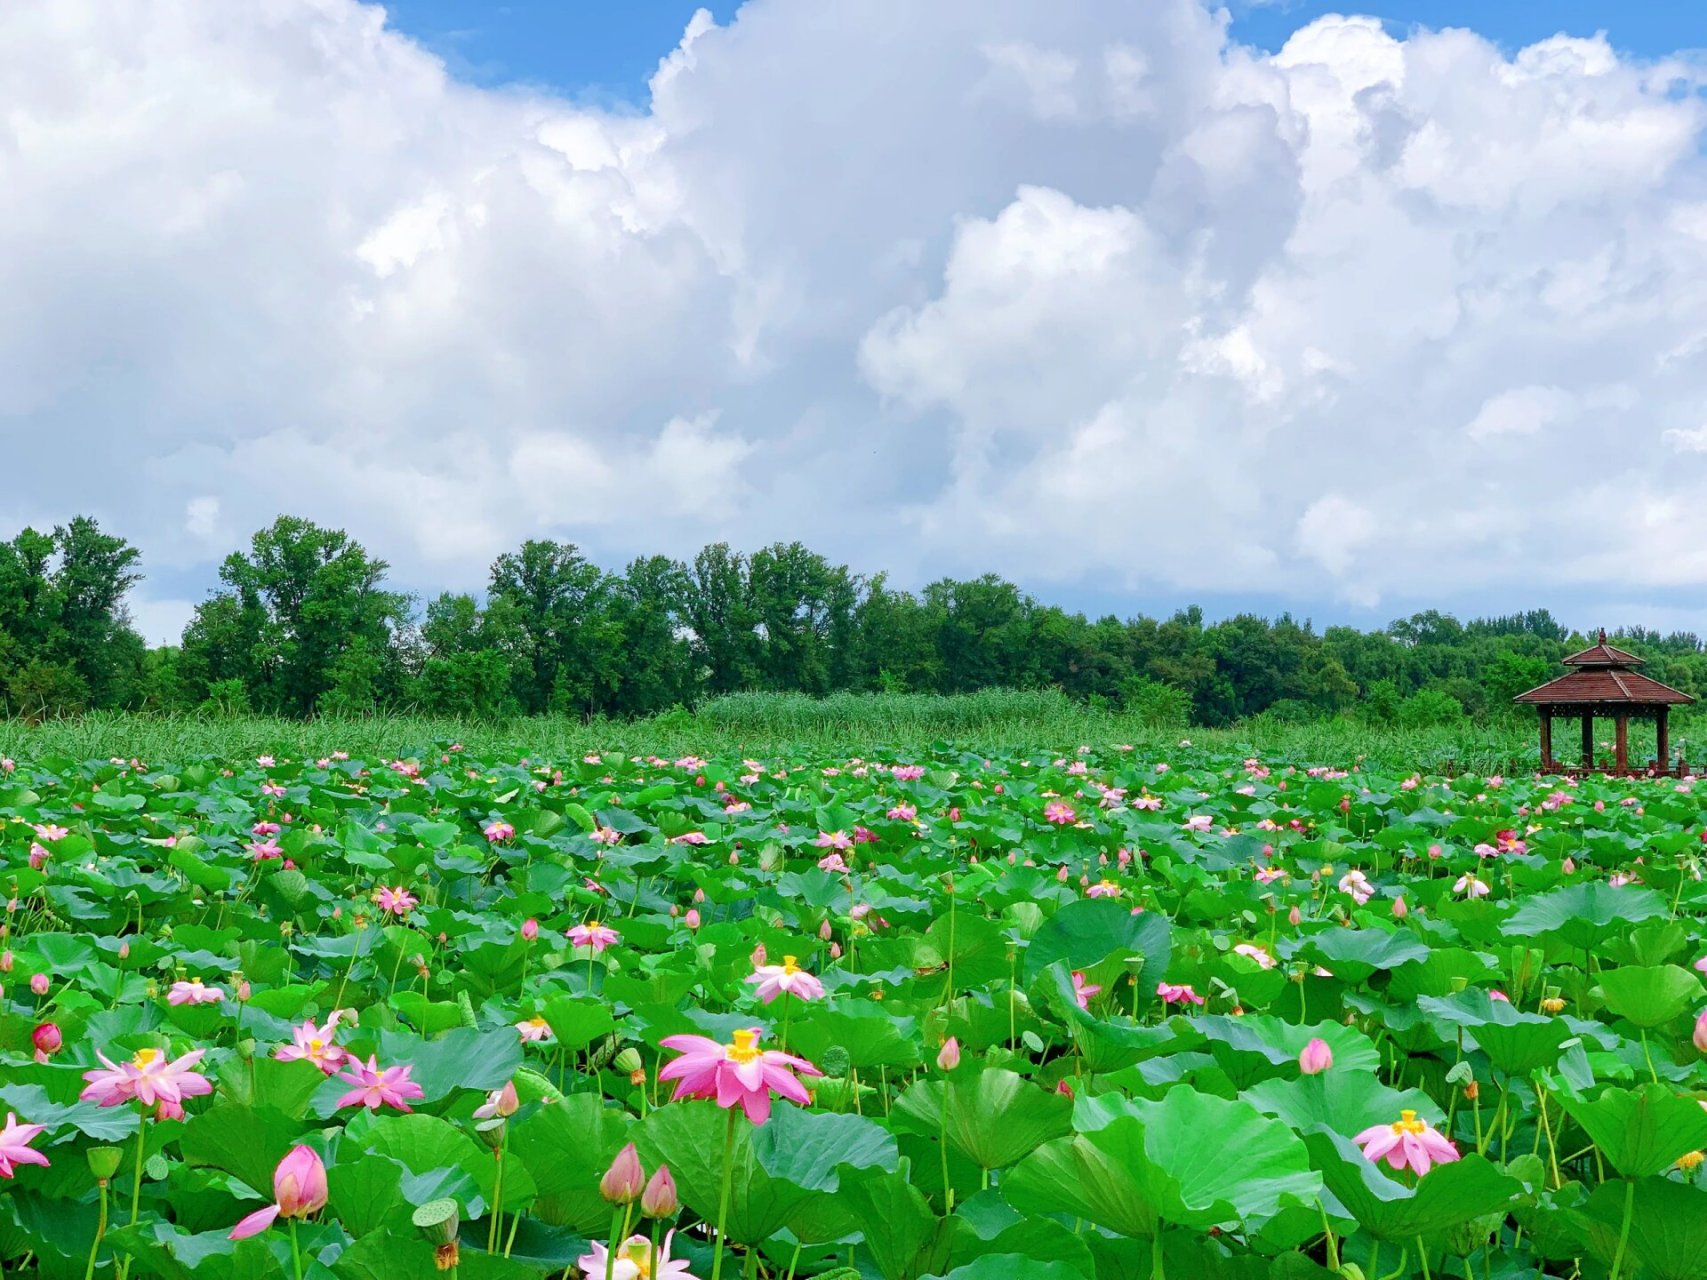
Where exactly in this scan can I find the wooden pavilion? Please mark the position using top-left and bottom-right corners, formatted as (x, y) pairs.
(1514, 631), (1693, 775)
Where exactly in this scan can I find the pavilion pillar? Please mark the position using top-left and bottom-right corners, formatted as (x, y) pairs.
(1582, 713), (1595, 771)
(1539, 709), (1553, 771)
(1658, 706), (1671, 773)
(1615, 714), (1629, 774)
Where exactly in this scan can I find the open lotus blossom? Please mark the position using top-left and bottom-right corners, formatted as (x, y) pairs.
(578, 1231), (697, 1280)
(0, 1114), (49, 1179)
(1071, 971), (1101, 1009)
(1182, 814), (1214, 832)
(1157, 982), (1205, 1006)
(747, 955), (826, 1003)
(567, 922), (620, 952)
(334, 1057), (425, 1112)
(274, 1015), (347, 1074)
(658, 1028), (822, 1125)
(1353, 1110), (1460, 1176)
(1339, 870), (1374, 905)
(1086, 879), (1122, 898)
(483, 821), (515, 842)
(81, 1047), (213, 1109)
(1043, 801), (1076, 825)
(516, 1015), (553, 1042)
(814, 830), (853, 850)
(229, 1145), (328, 1239)
(167, 978), (224, 1006)
(1453, 873), (1490, 899)
(374, 885), (417, 915)
(816, 852), (849, 873)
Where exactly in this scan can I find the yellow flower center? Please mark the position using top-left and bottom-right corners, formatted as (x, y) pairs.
(1392, 1109), (1426, 1135)
(527, 1017), (548, 1029)
(1679, 1151), (1705, 1172)
(727, 1029), (761, 1063)
(131, 1048), (161, 1070)
(619, 1241), (654, 1279)
(307, 1038), (325, 1053)
(781, 955), (799, 975)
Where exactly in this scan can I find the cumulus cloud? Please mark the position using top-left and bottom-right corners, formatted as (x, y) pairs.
(4, 0), (1707, 629)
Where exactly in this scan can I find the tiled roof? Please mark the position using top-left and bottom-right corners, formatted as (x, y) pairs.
(1514, 669), (1693, 705)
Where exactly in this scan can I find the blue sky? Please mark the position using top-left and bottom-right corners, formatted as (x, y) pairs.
(380, 1), (1704, 103)
(12, 0), (1707, 643)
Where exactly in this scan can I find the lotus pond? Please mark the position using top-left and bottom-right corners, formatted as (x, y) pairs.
(1, 743), (1705, 1280)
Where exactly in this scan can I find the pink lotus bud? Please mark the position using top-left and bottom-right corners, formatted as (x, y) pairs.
(1392, 897), (1408, 919)
(521, 918), (538, 941)
(1299, 1038), (1333, 1074)
(1695, 1008), (1707, 1055)
(600, 1143), (645, 1204)
(684, 908), (701, 930)
(119, 942), (130, 961)
(274, 1145), (328, 1218)
(948, 808), (959, 823)
(1056, 865), (1069, 883)
(937, 1038), (961, 1071)
(237, 980), (252, 1002)
(829, 942), (843, 959)
(751, 944), (767, 966)
(1054, 1079), (1074, 1099)
(1562, 857), (1576, 874)
(0, 951), (10, 973)
(819, 919), (833, 940)
(693, 888), (706, 904)
(31, 1022), (61, 1058)
(640, 1164), (679, 1218)
(1287, 905), (1302, 926)
(29, 973), (48, 996)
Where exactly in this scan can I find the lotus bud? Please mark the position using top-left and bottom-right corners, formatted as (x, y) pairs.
(237, 980), (252, 1002)
(521, 919), (538, 941)
(30, 973), (48, 996)
(31, 1022), (61, 1060)
(751, 943), (767, 967)
(829, 942), (843, 959)
(1391, 897), (1408, 919)
(640, 1164), (679, 1218)
(600, 1143), (645, 1204)
(119, 941), (130, 960)
(275, 1146), (329, 1218)
(819, 919), (833, 940)
(684, 908), (701, 930)
(1054, 1079), (1074, 1099)
(936, 1037), (961, 1072)
(1299, 1038), (1333, 1075)
(693, 888), (705, 904)
(1695, 1008), (1707, 1055)
(1287, 905), (1302, 926)
(0, 951), (11, 973)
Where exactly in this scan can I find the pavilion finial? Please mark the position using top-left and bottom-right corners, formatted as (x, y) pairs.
(1599, 627), (1606, 643)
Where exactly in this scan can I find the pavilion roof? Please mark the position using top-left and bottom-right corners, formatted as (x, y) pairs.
(1560, 639), (1645, 668)
(1513, 668), (1693, 706)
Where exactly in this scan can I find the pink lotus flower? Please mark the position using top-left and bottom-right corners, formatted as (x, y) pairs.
(274, 1016), (347, 1074)
(31, 1023), (61, 1064)
(474, 1082), (520, 1120)
(668, 831), (709, 846)
(516, 1016), (553, 1043)
(1453, 873), (1490, 899)
(521, 918), (538, 941)
(1233, 943), (1275, 970)
(1695, 1008), (1707, 1054)
(484, 821), (516, 843)
(658, 1028), (822, 1125)
(1299, 1038), (1333, 1074)
(229, 1145), (328, 1239)
(27, 844), (48, 870)
(1353, 1110), (1460, 1176)
(81, 1047), (213, 1109)
(1182, 815), (1214, 832)
(0, 1114), (49, 1179)
(375, 885), (418, 916)
(29, 973), (48, 997)
(249, 840), (283, 861)
(1157, 982), (1205, 1006)
(747, 956), (826, 1004)
(167, 979), (224, 1006)
(567, 922), (620, 952)
(816, 852), (850, 873)
(591, 826), (622, 845)
(814, 830), (853, 850)
(1071, 971), (1101, 1009)
(1339, 871), (1374, 905)
(887, 803), (917, 822)
(33, 824), (68, 842)
(334, 1057), (425, 1111)
(1043, 801), (1076, 825)
(578, 1232), (696, 1280)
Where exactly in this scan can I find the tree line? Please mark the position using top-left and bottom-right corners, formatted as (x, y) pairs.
(5, 514), (1704, 726)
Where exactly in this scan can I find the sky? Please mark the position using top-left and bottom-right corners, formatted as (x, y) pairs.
(5, 0), (1707, 645)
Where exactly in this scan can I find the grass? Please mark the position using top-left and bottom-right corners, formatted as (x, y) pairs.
(0, 689), (1560, 772)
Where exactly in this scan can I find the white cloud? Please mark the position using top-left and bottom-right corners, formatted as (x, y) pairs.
(4, 1), (1707, 630)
